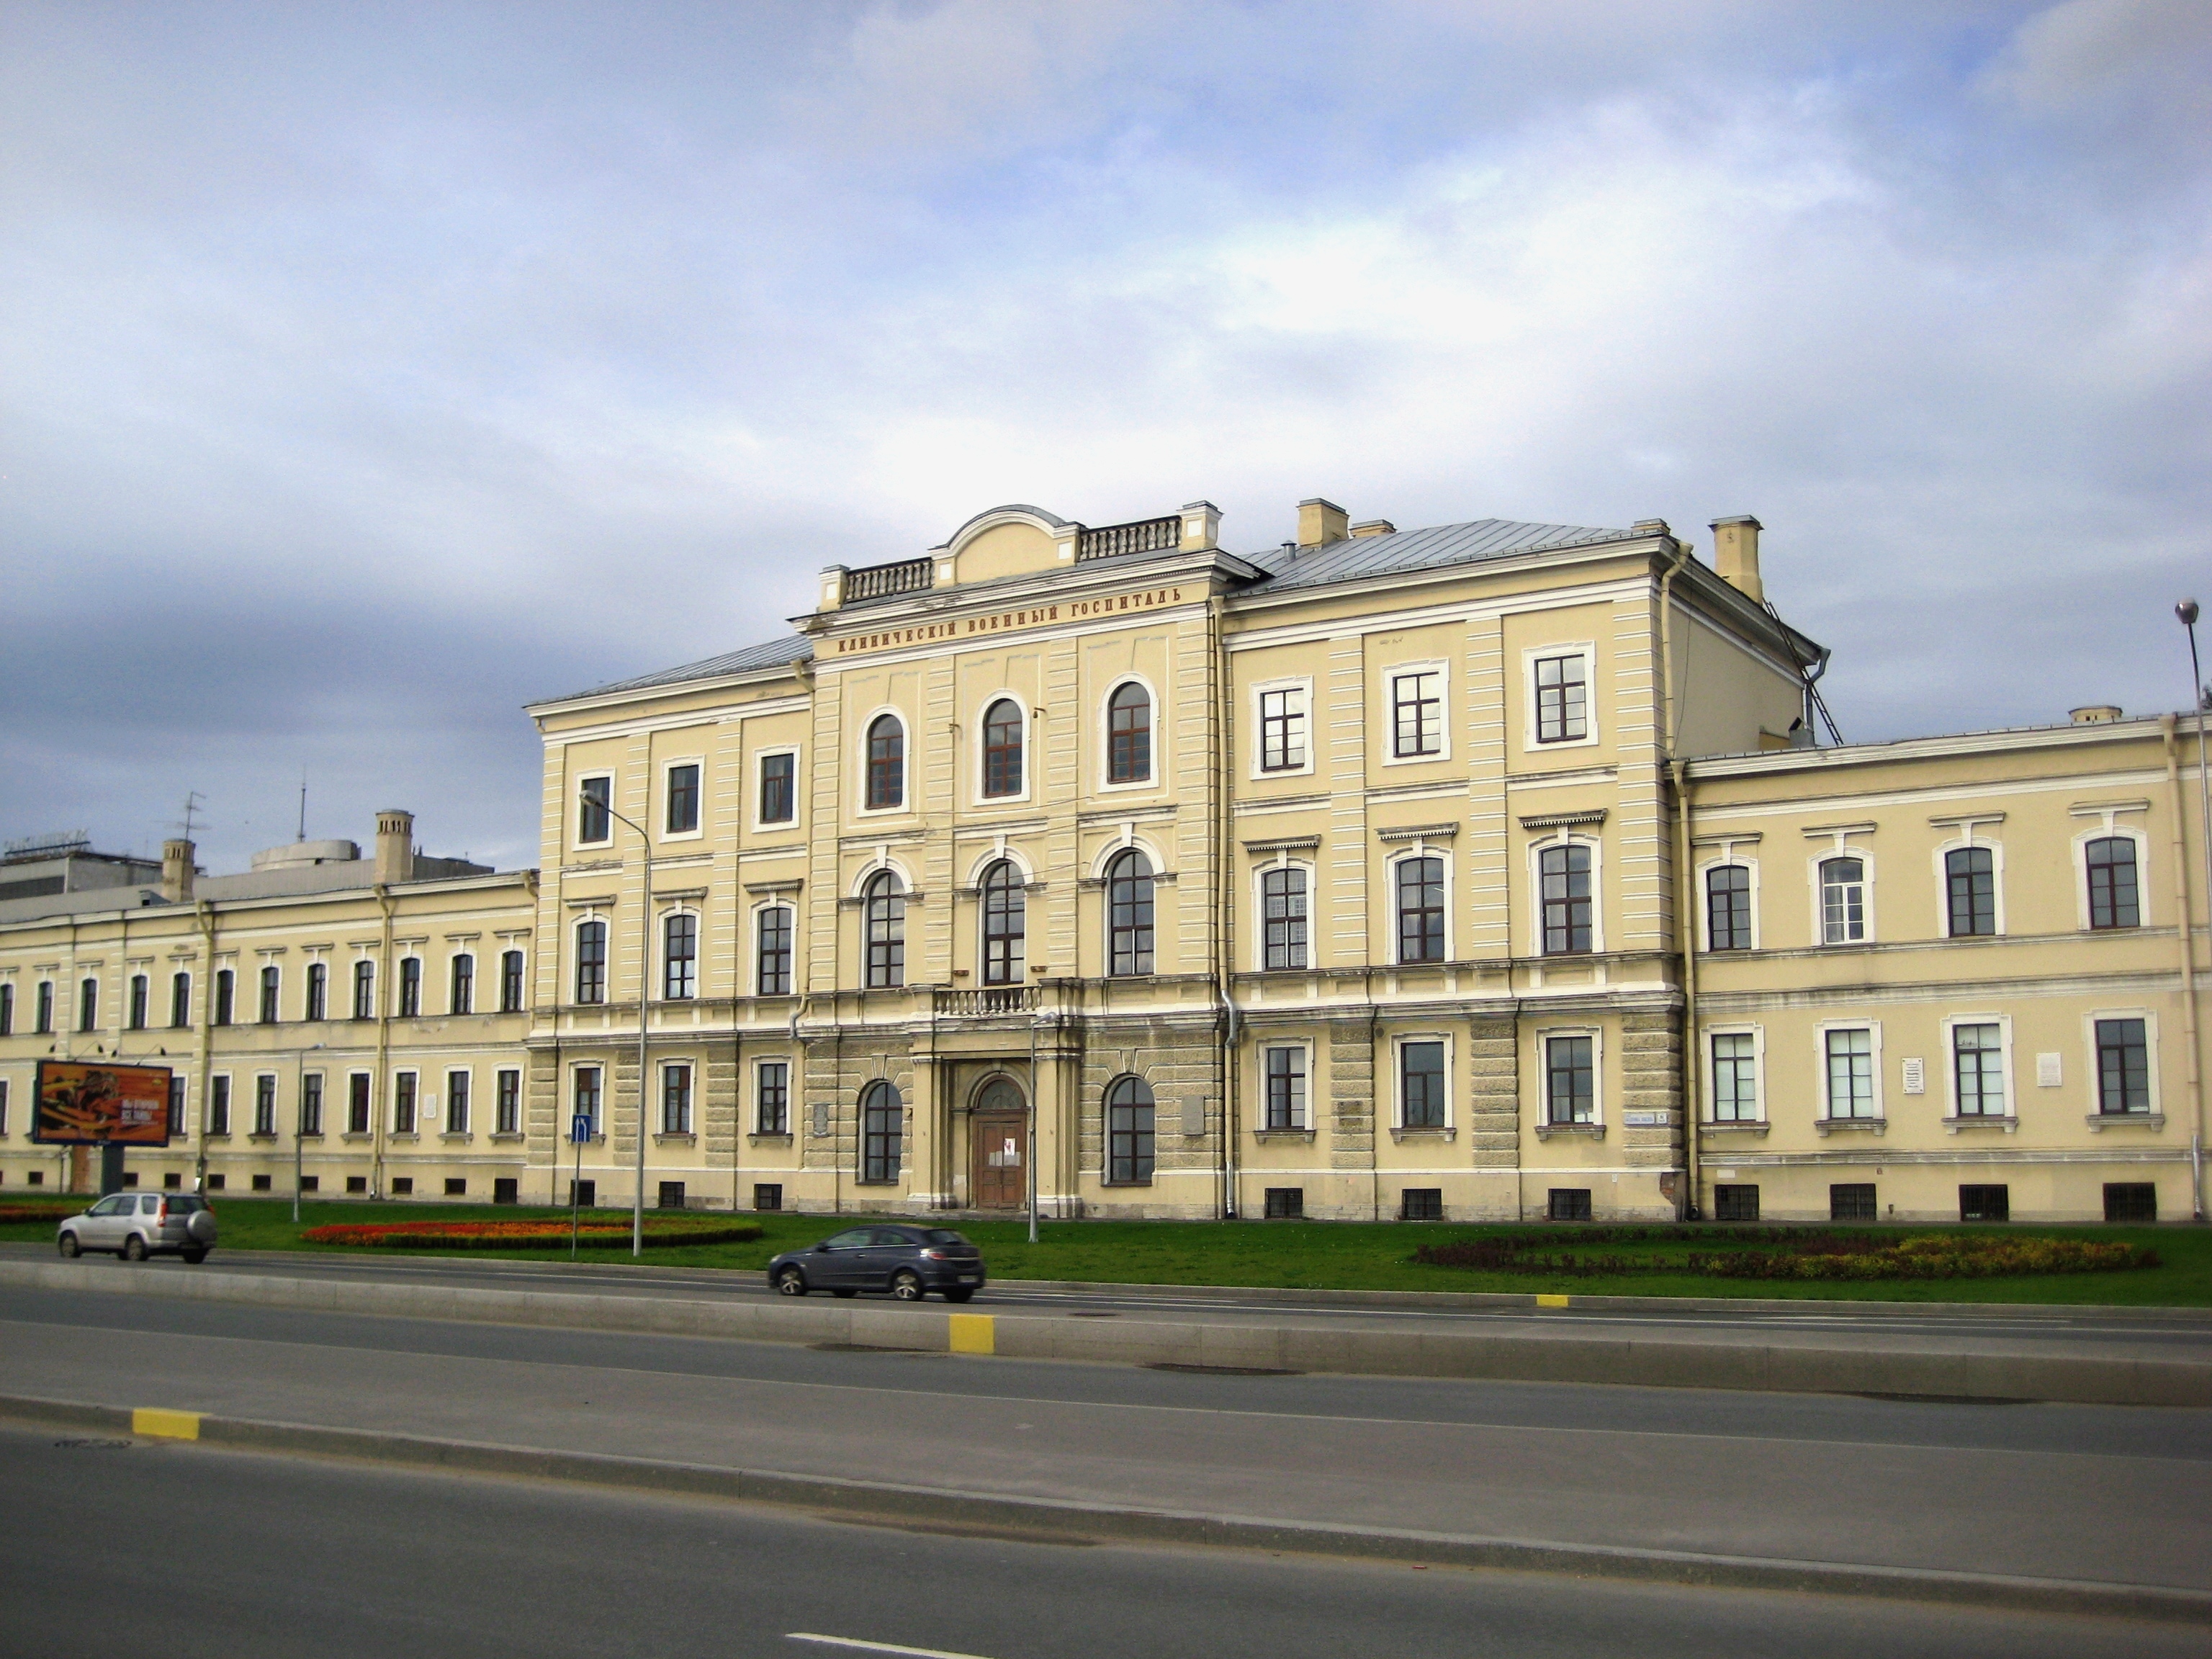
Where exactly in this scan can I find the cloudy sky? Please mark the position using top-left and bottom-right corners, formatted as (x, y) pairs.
(4, 1), (2208, 875)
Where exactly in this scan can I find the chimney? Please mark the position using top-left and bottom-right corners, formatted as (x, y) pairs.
(161, 839), (195, 904)
(1297, 498), (1349, 549)
(374, 809), (415, 884)
(1709, 515), (1763, 603)
(1349, 518), (1396, 540)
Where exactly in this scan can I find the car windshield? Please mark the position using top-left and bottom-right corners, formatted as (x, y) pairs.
(923, 1229), (969, 1245)
(168, 1197), (204, 1213)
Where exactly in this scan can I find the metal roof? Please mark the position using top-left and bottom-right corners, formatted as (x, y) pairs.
(551, 634), (814, 703)
(1239, 518), (1631, 595)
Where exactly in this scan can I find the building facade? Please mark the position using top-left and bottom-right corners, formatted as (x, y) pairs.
(3, 498), (2205, 1223)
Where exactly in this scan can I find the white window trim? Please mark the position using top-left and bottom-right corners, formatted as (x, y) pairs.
(659, 905), (702, 1000)
(1527, 832), (1604, 956)
(750, 901), (798, 997)
(1390, 1030), (1454, 1130)
(570, 1063), (605, 1135)
(574, 770), (615, 850)
(752, 745), (801, 832)
(660, 755), (707, 842)
(659, 1058), (696, 1134)
(2082, 1006), (2162, 1117)
(851, 854), (918, 899)
(208, 1071), (233, 1135)
(1087, 833), (1165, 881)
(572, 915), (611, 1006)
(1387, 844), (1454, 966)
(1940, 1012), (2015, 1120)
(1534, 1023), (1605, 1127)
(498, 946), (529, 1014)
(391, 1068), (421, 1134)
(1251, 856), (1316, 973)
(443, 1066), (473, 1132)
(1256, 1038), (1315, 1130)
(1702, 1022), (1765, 1123)
(1097, 673), (1162, 793)
(1814, 1019), (1884, 1123)
(447, 952), (475, 1012)
(1248, 674), (1316, 779)
(1932, 831), (2007, 940)
(2071, 821), (2151, 932)
(753, 1056), (793, 1134)
(1379, 658), (1451, 768)
(972, 691), (1035, 806)
(1521, 642), (1599, 752)
(855, 706), (913, 818)
(1808, 839), (1876, 948)
(1696, 855), (1761, 953)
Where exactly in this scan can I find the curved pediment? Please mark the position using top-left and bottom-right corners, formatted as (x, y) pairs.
(938, 505), (1073, 585)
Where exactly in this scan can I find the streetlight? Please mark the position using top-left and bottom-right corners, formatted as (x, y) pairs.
(586, 786), (653, 1257)
(2178, 601), (2211, 1226)
(295, 1042), (325, 1223)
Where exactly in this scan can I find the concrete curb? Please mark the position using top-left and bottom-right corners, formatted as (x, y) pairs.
(5, 1259), (2206, 1406)
(4, 1391), (2206, 1624)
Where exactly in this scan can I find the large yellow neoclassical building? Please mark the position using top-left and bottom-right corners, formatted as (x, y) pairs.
(3, 498), (2204, 1225)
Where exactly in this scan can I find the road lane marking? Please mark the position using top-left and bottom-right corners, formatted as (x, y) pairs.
(130, 1407), (199, 1440)
(788, 1634), (1000, 1658)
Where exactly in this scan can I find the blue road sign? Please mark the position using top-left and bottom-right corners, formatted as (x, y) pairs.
(571, 1114), (593, 1145)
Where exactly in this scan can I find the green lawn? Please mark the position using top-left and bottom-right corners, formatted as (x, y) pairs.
(6, 1195), (2208, 1305)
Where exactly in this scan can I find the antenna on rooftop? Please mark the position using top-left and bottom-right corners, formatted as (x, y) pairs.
(175, 792), (204, 841)
(297, 770), (308, 842)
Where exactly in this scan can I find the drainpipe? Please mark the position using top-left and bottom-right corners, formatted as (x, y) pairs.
(192, 901), (218, 1192)
(2162, 717), (2207, 1220)
(1212, 593), (1241, 1218)
(373, 884), (395, 1200)
(1658, 537), (1701, 1220)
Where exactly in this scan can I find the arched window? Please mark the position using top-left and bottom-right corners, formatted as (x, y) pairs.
(1106, 1075), (1155, 1184)
(1395, 855), (1445, 963)
(866, 714), (905, 810)
(258, 965), (280, 1023)
(865, 871), (905, 988)
(980, 860), (1025, 984)
(1705, 865), (1751, 951)
(861, 1080), (902, 1183)
(1108, 683), (1151, 783)
(1107, 849), (1154, 976)
(449, 953), (474, 1015)
(1945, 847), (1995, 937)
(1538, 844), (1592, 955)
(500, 949), (526, 1012)
(171, 971), (192, 1029)
(982, 698), (1023, 797)
(662, 913), (698, 999)
(1262, 866), (1308, 971)
(1819, 857), (1865, 945)
(756, 906), (793, 997)
(575, 920), (607, 1004)
(351, 961), (373, 1020)
(2086, 836), (2140, 930)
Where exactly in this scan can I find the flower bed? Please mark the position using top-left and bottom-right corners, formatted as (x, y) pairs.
(0, 1204), (81, 1225)
(1413, 1227), (2157, 1281)
(300, 1218), (763, 1250)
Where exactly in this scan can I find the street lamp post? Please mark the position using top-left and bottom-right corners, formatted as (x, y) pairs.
(2176, 601), (2211, 1224)
(294, 1042), (325, 1223)
(590, 788), (654, 1257)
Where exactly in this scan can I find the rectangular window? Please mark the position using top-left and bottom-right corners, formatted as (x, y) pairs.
(213, 971), (233, 1027)
(1952, 1022), (2005, 1116)
(167, 1075), (186, 1138)
(1401, 1188), (1442, 1221)
(1534, 654), (1588, 743)
(35, 980), (53, 1034)
(1399, 1040), (1446, 1129)
(446, 1071), (470, 1134)
(210, 1076), (231, 1137)
(1710, 1031), (1758, 1122)
(755, 1060), (790, 1135)
(1545, 1035), (1594, 1125)
(352, 961), (374, 1020)
(170, 972), (190, 1029)
(575, 924), (606, 1005)
(1820, 858), (1866, 945)
(2104, 1182), (2157, 1223)
(348, 1074), (372, 1135)
(1390, 668), (1443, 758)
(1946, 847), (1997, 937)
(1395, 857), (1445, 963)
(758, 752), (795, 824)
(305, 962), (327, 1022)
(574, 1067), (603, 1133)
(1258, 685), (1308, 771)
(657, 1180), (686, 1210)
(1263, 1046), (1307, 1130)
(2095, 1017), (2151, 1115)
(1262, 866), (1308, 971)
(78, 977), (98, 1033)
(394, 1071), (418, 1135)
(1824, 1028), (1875, 1119)
(1263, 1187), (1304, 1219)
(662, 1063), (693, 1134)
(1713, 1184), (1760, 1222)
(1706, 865), (1752, 950)
(128, 974), (148, 1030)
(752, 1182), (783, 1213)
(578, 775), (612, 844)
(756, 907), (793, 997)
(1959, 1184), (2010, 1223)
(301, 1074), (323, 1137)
(1547, 1188), (1593, 1221)
(253, 1074), (276, 1136)
(398, 958), (421, 1018)
(258, 965), (279, 1023)
(493, 1177), (518, 1205)
(500, 950), (525, 1012)
(663, 914), (698, 1000)
(495, 1069), (521, 1135)
(1830, 1182), (1878, 1222)
(449, 955), (474, 1015)
(666, 763), (701, 834)
(0, 982), (12, 1035)
(1, 1078), (11, 1135)
(2087, 837), (2141, 930)
(1539, 844), (1593, 955)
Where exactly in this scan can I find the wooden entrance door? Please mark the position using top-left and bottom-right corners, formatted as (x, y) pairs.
(971, 1109), (1028, 1210)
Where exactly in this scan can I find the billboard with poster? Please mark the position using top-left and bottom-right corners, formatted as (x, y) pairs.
(31, 1061), (175, 1146)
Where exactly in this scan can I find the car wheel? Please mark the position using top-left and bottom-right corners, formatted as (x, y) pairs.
(58, 1232), (81, 1259)
(832, 1288), (859, 1299)
(123, 1234), (148, 1262)
(181, 1249), (208, 1264)
(773, 1267), (808, 1297)
(890, 1270), (926, 1302)
(943, 1287), (975, 1303)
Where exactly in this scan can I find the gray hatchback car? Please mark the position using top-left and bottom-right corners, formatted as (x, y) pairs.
(768, 1225), (984, 1301)
(58, 1193), (217, 1263)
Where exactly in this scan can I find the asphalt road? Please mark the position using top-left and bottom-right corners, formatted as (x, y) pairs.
(1, 1421), (2199, 1659)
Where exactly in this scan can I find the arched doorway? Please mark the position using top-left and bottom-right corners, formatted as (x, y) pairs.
(971, 1075), (1027, 1210)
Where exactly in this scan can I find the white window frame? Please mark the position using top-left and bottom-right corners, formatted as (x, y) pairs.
(446, 951), (475, 1015)
(1703, 1023), (1764, 1123)
(252, 1071), (279, 1137)
(572, 914), (610, 1006)
(752, 745), (801, 831)
(855, 706), (912, 817)
(1815, 1020), (1884, 1123)
(752, 901), (797, 997)
(1390, 1031), (1453, 1130)
(1534, 1023), (1604, 1127)
(392, 1068), (421, 1136)
(973, 691), (1035, 806)
(2072, 821), (2150, 932)
(208, 1071), (233, 1136)
(1809, 843), (1876, 947)
(753, 1056), (792, 1136)
(571, 1064), (604, 1136)
(1933, 831), (2006, 940)
(1098, 673), (1161, 793)
(493, 1067), (523, 1136)
(1380, 659), (1451, 766)
(444, 1066), (473, 1134)
(498, 945), (528, 1014)
(1696, 855), (1761, 953)
(660, 1058), (696, 1135)
(1387, 845), (1453, 966)
(575, 770), (615, 850)
(1521, 642), (1598, 752)
(1527, 832), (1604, 956)
(1249, 675), (1316, 779)
(660, 905), (702, 1001)
(1941, 1012), (2014, 1121)
(2082, 1006), (2161, 1118)
(1257, 1040), (1313, 1130)
(1252, 857), (1316, 972)
(660, 755), (707, 842)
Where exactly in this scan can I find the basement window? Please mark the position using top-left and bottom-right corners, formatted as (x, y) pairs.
(1263, 1187), (1304, 1219)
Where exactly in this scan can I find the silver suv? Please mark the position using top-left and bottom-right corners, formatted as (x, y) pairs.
(58, 1193), (217, 1263)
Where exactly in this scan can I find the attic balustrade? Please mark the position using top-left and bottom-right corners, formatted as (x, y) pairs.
(1076, 516), (1179, 561)
(843, 557), (934, 601)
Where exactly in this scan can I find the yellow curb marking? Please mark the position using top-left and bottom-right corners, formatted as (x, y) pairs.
(947, 1313), (996, 1356)
(1534, 1294), (1571, 1309)
(132, 1408), (201, 1441)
